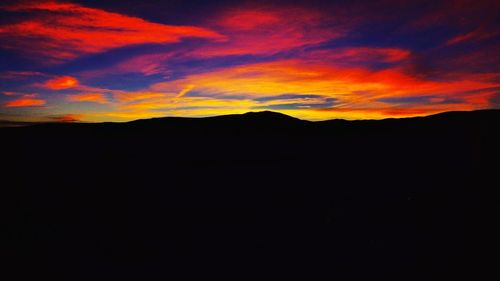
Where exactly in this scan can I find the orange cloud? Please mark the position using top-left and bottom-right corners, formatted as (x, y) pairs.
(309, 107), (448, 120)
(66, 55), (498, 122)
(5, 98), (46, 107)
(67, 93), (108, 104)
(152, 60), (374, 98)
(0, 1), (224, 62)
(113, 92), (170, 103)
(149, 59), (499, 119)
(45, 76), (79, 90)
(87, 95), (259, 122)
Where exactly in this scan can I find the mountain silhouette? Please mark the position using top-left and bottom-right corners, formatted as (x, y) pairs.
(2, 109), (499, 280)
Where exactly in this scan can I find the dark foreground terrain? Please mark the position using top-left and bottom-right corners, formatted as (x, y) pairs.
(2, 110), (499, 280)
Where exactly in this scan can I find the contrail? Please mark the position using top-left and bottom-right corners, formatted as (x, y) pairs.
(175, 84), (195, 98)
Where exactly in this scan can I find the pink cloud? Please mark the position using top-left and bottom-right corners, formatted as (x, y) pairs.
(446, 28), (500, 45)
(302, 47), (411, 64)
(79, 53), (175, 78)
(189, 7), (345, 58)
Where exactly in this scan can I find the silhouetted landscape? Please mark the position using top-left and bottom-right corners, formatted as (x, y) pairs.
(3, 109), (499, 280)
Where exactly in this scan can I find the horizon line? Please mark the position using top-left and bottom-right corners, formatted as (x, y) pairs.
(2, 108), (499, 128)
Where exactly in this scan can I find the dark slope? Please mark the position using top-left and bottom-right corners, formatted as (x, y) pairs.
(2, 109), (499, 280)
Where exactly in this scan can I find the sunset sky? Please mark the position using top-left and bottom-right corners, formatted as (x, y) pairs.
(0, 0), (499, 123)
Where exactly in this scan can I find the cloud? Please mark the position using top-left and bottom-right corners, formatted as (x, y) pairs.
(33, 52), (497, 122)
(0, 71), (49, 79)
(304, 47), (411, 64)
(44, 76), (79, 90)
(149, 59), (499, 118)
(175, 84), (195, 98)
(253, 94), (337, 110)
(113, 92), (171, 103)
(377, 96), (463, 105)
(1, 1), (498, 123)
(86, 94), (258, 121)
(254, 100), (337, 110)
(87, 5), (347, 76)
(311, 106), (448, 120)
(255, 94), (327, 102)
(409, 0), (499, 30)
(67, 5), (412, 86)
(446, 28), (500, 46)
(0, 1), (224, 63)
(5, 98), (46, 107)
(79, 52), (176, 78)
(67, 93), (108, 104)
(50, 114), (81, 122)
(83, 89), (335, 121)
(188, 6), (344, 58)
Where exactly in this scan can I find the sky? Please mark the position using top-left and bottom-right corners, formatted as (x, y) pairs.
(0, 0), (499, 123)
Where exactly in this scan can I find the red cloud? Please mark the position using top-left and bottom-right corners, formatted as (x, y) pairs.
(0, 1), (224, 63)
(76, 7), (351, 78)
(5, 98), (46, 107)
(67, 93), (108, 104)
(51, 114), (81, 122)
(45, 76), (79, 90)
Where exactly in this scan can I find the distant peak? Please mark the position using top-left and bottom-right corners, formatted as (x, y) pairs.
(242, 111), (298, 119)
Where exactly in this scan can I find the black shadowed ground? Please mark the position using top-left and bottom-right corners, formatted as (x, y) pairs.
(2, 109), (499, 280)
